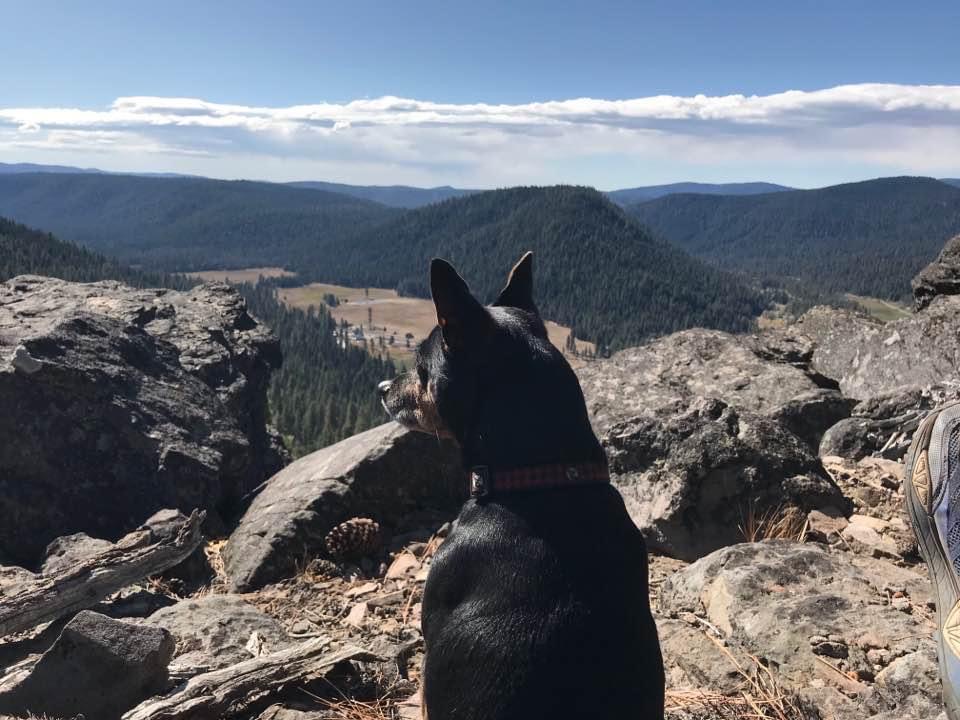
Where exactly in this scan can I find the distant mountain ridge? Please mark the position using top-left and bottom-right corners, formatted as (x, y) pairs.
(0, 172), (397, 270)
(0, 162), (105, 175)
(628, 176), (960, 301)
(287, 180), (476, 208)
(5, 160), (958, 207)
(606, 181), (793, 206)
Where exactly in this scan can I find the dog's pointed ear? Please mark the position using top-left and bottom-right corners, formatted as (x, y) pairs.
(431, 258), (486, 350)
(494, 251), (538, 313)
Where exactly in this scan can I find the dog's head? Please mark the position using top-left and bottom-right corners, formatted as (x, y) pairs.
(378, 252), (553, 443)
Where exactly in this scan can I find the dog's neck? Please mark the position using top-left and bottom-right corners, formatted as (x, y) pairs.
(458, 360), (606, 472)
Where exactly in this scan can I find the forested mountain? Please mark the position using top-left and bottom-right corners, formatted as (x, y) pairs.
(0, 217), (191, 289)
(0, 173), (397, 270)
(305, 185), (766, 350)
(606, 181), (792, 206)
(239, 283), (394, 455)
(628, 177), (960, 300)
(944, 179), (960, 189)
(0, 216), (390, 455)
(288, 181), (476, 208)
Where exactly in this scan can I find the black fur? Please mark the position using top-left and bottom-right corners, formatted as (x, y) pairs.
(380, 255), (664, 719)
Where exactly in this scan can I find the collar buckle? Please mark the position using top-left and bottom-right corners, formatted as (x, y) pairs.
(469, 465), (491, 499)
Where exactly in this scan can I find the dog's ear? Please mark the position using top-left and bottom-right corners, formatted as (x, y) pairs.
(431, 258), (487, 350)
(494, 251), (538, 314)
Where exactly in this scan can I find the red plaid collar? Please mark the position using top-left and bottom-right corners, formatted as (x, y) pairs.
(468, 461), (610, 498)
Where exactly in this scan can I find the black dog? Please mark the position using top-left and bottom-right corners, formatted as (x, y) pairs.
(378, 253), (664, 720)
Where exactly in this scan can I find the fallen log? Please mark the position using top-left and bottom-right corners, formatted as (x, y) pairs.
(122, 639), (376, 720)
(0, 510), (204, 638)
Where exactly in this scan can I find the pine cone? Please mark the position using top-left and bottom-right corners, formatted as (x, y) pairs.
(325, 518), (382, 560)
(307, 558), (342, 578)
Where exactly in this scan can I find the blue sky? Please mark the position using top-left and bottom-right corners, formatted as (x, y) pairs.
(2, 0), (959, 188)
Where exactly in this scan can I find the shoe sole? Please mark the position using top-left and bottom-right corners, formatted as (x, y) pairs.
(905, 400), (960, 720)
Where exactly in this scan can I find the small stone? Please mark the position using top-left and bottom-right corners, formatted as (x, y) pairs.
(368, 591), (405, 608)
(849, 514), (890, 531)
(386, 553), (421, 579)
(345, 581), (378, 598)
(812, 640), (848, 659)
(344, 602), (368, 628)
(11, 345), (42, 374)
(807, 509), (849, 538)
(857, 631), (886, 650)
(290, 619), (313, 635)
(892, 597), (912, 613)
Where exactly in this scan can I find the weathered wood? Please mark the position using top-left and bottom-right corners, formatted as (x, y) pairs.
(122, 639), (376, 720)
(0, 510), (204, 638)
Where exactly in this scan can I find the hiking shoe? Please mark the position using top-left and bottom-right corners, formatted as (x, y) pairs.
(905, 400), (960, 720)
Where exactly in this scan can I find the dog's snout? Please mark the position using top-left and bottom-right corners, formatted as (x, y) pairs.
(377, 380), (392, 398)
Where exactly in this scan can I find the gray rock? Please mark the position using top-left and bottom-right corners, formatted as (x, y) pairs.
(867, 646), (945, 719)
(603, 398), (847, 560)
(820, 417), (884, 460)
(656, 618), (750, 694)
(0, 610), (174, 720)
(144, 595), (290, 673)
(659, 541), (938, 719)
(0, 276), (285, 566)
(792, 299), (960, 400)
(40, 532), (113, 575)
(577, 328), (820, 437)
(820, 384), (960, 460)
(224, 423), (461, 591)
(913, 234), (960, 310)
(767, 389), (856, 451)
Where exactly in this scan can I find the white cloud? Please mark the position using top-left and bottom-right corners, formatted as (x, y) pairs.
(1, 84), (958, 187)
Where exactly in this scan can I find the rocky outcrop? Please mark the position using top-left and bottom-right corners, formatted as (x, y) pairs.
(0, 610), (174, 720)
(577, 328), (821, 436)
(790, 300), (960, 401)
(913, 233), (960, 310)
(819, 384), (960, 460)
(0, 276), (284, 566)
(224, 423), (461, 592)
(659, 541), (940, 719)
(603, 397), (848, 560)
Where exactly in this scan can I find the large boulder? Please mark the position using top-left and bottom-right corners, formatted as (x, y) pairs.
(913, 233), (960, 310)
(0, 610), (174, 720)
(791, 299), (960, 400)
(820, 384), (960, 460)
(224, 423), (461, 592)
(603, 397), (848, 560)
(659, 541), (940, 720)
(0, 276), (284, 566)
(144, 595), (291, 674)
(767, 389), (856, 451)
(576, 328), (821, 436)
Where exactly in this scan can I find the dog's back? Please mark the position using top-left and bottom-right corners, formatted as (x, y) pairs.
(423, 485), (664, 719)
